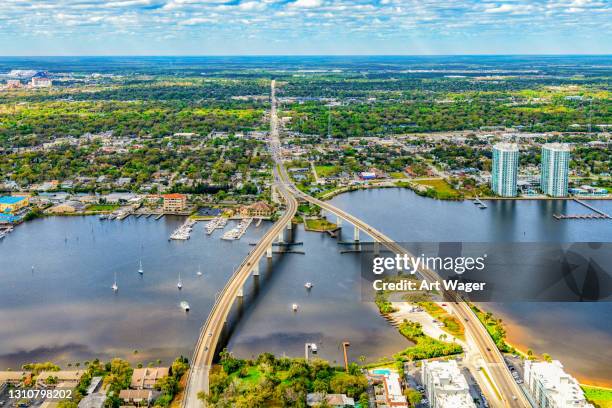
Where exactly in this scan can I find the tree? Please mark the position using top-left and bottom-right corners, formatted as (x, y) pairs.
(542, 353), (552, 363)
(404, 388), (423, 407)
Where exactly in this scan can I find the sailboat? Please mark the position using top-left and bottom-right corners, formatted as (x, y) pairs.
(138, 259), (144, 275)
(112, 271), (119, 292)
(177, 270), (183, 290)
(196, 264), (203, 277)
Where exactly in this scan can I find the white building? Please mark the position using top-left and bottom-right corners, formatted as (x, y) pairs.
(491, 143), (519, 197)
(421, 360), (476, 408)
(524, 360), (594, 408)
(540, 143), (570, 197)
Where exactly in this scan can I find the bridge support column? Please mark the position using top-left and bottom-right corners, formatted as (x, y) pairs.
(266, 245), (273, 258)
(287, 222), (292, 230)
(278, 231), (284, 243)
(374, 241), (380, 256)
(237, 286), (244, 298)
(252, 263), (260, 276)
(336, 216), (342, 226)
(353, 226), (360, 242)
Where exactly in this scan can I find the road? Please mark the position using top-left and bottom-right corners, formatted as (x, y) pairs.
(182, 81), (297, 407)
(269, 81), (530, 408)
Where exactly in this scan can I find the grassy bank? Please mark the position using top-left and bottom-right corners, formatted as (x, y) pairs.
(583, 385), (612, 408)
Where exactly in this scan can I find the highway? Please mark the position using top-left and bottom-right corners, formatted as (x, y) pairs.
(269, 81), (530, 408)
(182, 80), (297, 407)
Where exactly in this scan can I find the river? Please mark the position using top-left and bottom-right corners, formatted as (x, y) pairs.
(1, 190), (610, 386)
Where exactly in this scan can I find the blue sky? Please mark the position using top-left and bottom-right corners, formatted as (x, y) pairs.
(0, 0), (610, 55)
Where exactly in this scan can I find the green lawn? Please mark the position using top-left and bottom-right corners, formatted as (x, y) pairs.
(389, 172), (406, 179)
(418, 302), (465, 340)
(315, 165), (340, 177)
(305, 218), (338, 231)
(413, 178), (462, 199)
(85, 204), (120, 212)
(583, 386), (612, 408)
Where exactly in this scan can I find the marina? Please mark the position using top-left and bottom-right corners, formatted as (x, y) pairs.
(205, 217), (227, 235)
(170, 219), (197, 240)
(221, 218), (253, 240)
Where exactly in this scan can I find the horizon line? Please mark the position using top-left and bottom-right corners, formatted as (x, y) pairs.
(1, 53), (612, 58)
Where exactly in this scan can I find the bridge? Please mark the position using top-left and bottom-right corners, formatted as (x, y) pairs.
(182, 80), (531, 408)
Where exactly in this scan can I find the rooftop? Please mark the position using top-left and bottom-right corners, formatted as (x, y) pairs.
(0, 196), (26, 204)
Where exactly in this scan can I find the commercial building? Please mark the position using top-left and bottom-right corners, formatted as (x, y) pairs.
(524, 360), (594, 408)
(0, 195), (29, 213)
(162, 193), (187, 212)
(31, 72), (52, 88)
(421, 360), (476, 408)
(240, 201), (274, 217)
(540, 143), (570, 197)
(491, 143), (519, 197)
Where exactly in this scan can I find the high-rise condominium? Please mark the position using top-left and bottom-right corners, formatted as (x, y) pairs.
(541, 143), (570, 197)
(491, 143), (519, 197)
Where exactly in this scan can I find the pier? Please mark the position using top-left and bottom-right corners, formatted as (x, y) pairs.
(553, 199), (611, 220)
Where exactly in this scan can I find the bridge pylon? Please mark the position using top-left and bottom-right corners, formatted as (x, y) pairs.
(266, 245), (273, 258)
(353, 225), (360, 242)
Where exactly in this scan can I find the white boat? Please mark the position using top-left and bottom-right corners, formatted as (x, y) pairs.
(180, 301), (190, 312)
(196, 264), (203, 277)
(112, 271), (118, 292)
(138, 259), (144, 275)
(305, 282), (313, 290)
(292, 303), (299, 312)
(177, 271), (183, 290)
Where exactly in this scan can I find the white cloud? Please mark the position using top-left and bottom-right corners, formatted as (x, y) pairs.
(287, 0), (322, 9)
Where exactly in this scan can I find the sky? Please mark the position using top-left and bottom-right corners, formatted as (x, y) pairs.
(0, 0), (610, 55)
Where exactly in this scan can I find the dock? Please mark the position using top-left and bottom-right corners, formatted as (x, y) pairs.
(155, 214), (164, 220)
(221, 218), (252, 240)
(205, 217), (227, 235)
(553, 199), (611, 220)
(170, 219), (197, 240)
(473, 197), (487, 209)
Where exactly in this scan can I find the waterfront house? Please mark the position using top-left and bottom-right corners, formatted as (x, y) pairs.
(130, 367), (170, 390)
(37, 370), (84, 387)
(118, 389), (153, 406)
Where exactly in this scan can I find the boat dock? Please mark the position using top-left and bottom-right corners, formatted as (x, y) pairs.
(553, 199), (611, 220)
(170, 219), (197, 240)
(221, 218), (253, 240)
(205, 217), (227, 235)
(473, 197), (487, 209)
(155, 214), (164, 220)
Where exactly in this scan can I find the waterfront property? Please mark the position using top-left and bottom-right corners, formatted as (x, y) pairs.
(162, 193), (187, 213)
(541, 143), (570, 197)
(421, 360), (476, 408)
(0, 195), (29, 213)
(491, 143), (519, 197)
(368, 370), (409, 408)
(240, 201), (274, 217)
(524, 360), (594, 408)
(130, 367), (170, 390)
